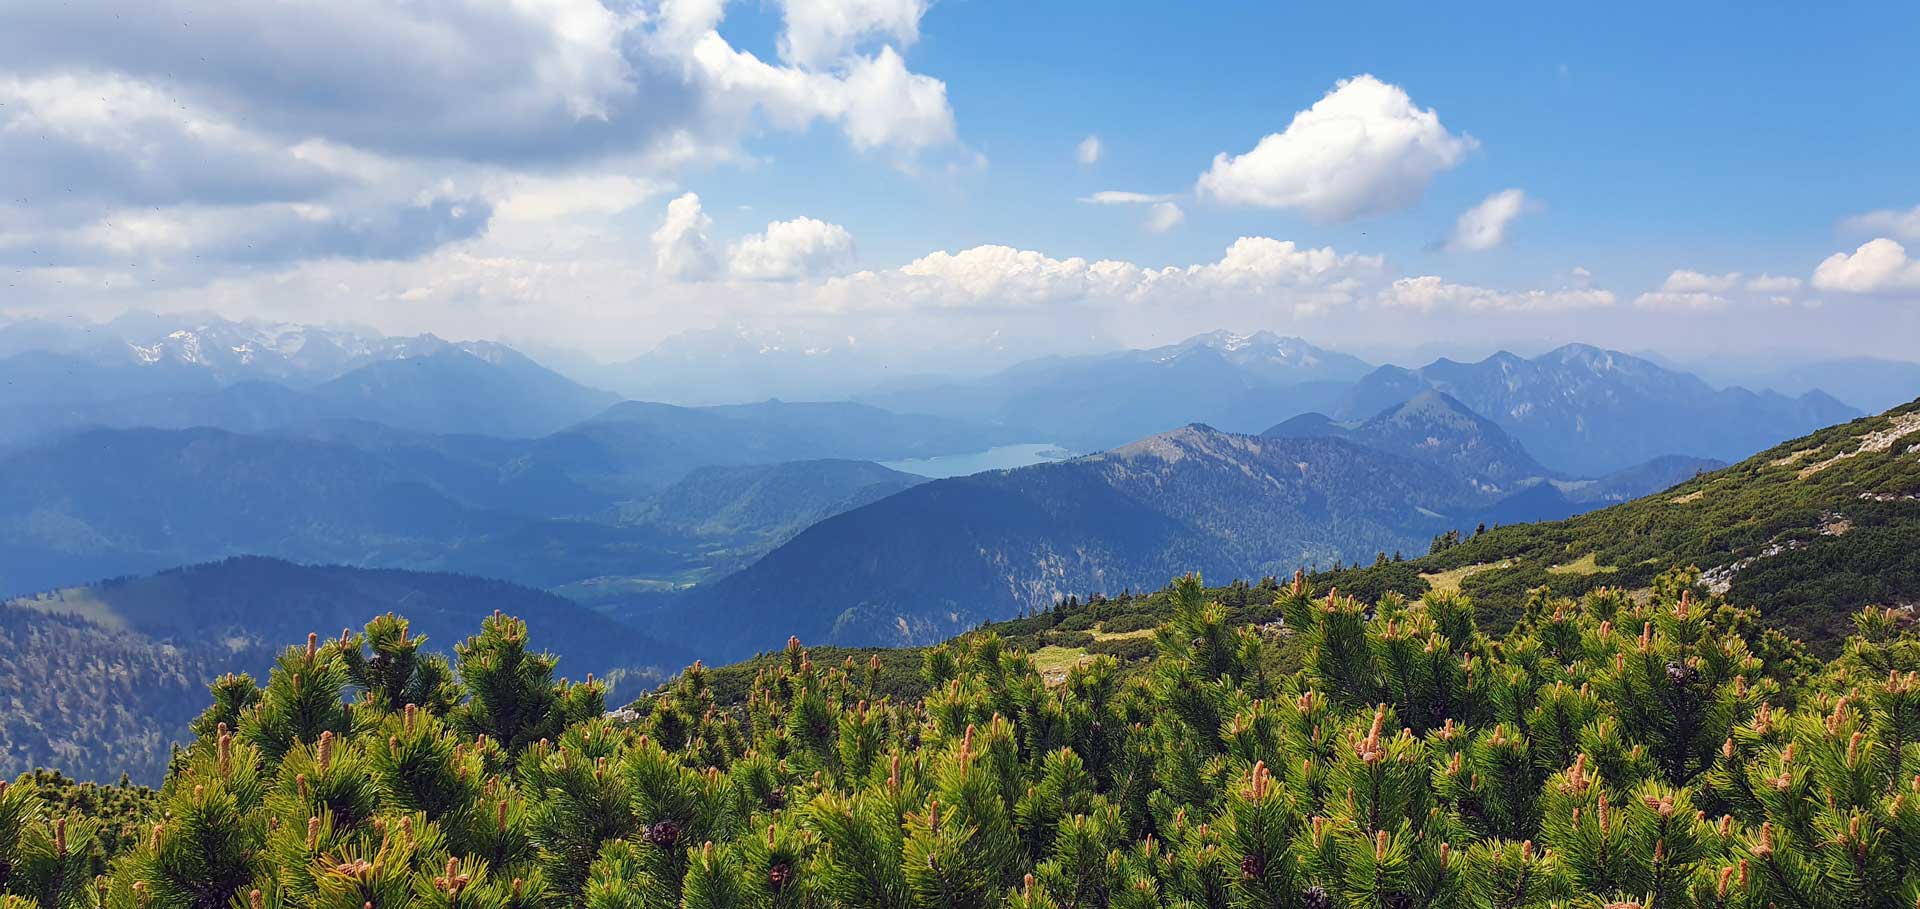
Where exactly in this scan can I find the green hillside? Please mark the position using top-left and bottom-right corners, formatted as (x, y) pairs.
(1352, 397), (1920, 645)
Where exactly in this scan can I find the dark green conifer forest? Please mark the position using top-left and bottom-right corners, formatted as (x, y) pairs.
(8, 568), (1920, 908)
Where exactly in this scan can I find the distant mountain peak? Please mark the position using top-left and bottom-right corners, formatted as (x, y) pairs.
(1269, 389), (1549, 488)
(1540, 342), (1661, 376)
(1107, 422), (1258, 464)
(1384, 388), (1473, 418)
(1332, 344), (1863, 475)
(1177, 329), (1315, 356)
(0, 313), (548, 387)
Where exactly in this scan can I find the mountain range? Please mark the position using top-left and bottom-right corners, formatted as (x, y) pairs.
(0, 314), (1903, 653)
(861, 330), (1371, 450)
(0, 345), (621, 446)
(1702, 356), (1920, 416)
(0, 312), (478, 386)
(1328, 344), (1858, 475)
(644, 414), (1692, 659)
(1265, 390), (1552, 490)
(0, 401), (996, 596)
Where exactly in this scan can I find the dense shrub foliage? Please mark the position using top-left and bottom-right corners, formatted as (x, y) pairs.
(6, 572), (1920, 908)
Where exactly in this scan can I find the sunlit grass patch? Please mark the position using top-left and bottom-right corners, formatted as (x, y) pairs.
(1420, 561), (1506, 594)
(1030, 645), (1089, 681)
(1547, 553), (1615, 576)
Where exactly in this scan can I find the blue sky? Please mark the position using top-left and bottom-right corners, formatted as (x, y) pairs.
(1, 0), (1917, 367)
(707, 1), (1918, 278)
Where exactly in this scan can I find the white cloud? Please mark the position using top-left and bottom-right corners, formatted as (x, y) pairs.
(1077, 135), (1103, 165)
(1841, 204), (1920, 241)
(0, 0), (963, 302)
(1630, 291), (1728, 310)
(1632, 270), (1738, 308)
(1379, 276), (1616, 312)
(1081, 191), (1173, 205)
(832, 46), (957, 151)
(1664, 270), (1743, 293)
(1079, 190), (1185, 232)
(494, 174), (664, 221)
(652, 192), (719, 281)
(1443, 188), (1532, 252)
(729, 216), (856, 281)
(0, 0), (960, 162)
(1144, 202), (1185, 233)
(1746, 274), (1802, 295)
(1195, 74), (1476, 222)
(810, 236), (1383, 314)
(775, 0), (927, 69)
(0, 73), (347, 210)
(1812, 238), (1920, 294)
(1633, 269), (1811, 309)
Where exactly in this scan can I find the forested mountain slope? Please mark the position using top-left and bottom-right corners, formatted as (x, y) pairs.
(1355, 397), (1920, 644)
(0, 399), (1008, 594)
(657, 426), (1488, 657)
(0, 557), (689, 783)
(1264, 390), (1552, 489)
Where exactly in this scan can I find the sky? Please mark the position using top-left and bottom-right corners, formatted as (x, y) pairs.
(2, 0), (1918, 368)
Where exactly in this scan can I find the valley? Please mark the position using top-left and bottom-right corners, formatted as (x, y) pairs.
(0, 314), (1915, 785)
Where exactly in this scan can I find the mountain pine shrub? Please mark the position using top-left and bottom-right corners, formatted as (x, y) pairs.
(5, 570), (1920, 907)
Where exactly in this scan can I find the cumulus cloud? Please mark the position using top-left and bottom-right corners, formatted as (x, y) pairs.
(1196, 74), (1476, 222)
(830, 46), (957, 151)
(0, 74), (345, 215)
(1077, 135), (1102, 165)
(1, 0), (956, 164)
(652, 192), (720, 281)
(0, 0), (960, 295)
(810, 236), (1384, 315)
(729, 216), (856, 281)
(1841, 204), (1920, 241)
(1812, 238), (1920, 294)
(0, 0), (690, 165)
(1144, 202), (1185, 233)
(1442, 189), (1532, 252)
(1379, 276), (1616, 312)
(1633, 269), (1812, 309)
(776, 0), (927, 69)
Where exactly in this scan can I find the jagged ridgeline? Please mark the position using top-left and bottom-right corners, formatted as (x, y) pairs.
(8, 573), (1920, 908)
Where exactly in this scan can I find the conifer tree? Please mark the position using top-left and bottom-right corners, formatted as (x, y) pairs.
(31, 573), (1920, 909)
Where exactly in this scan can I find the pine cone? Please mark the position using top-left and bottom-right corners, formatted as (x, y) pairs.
(767, 862), (793, 891)
(1665, 660), (1695, 687)
(644, 819), (681, 848)
(1303, 886), (1332, 909)
(764, 786), (787, 809)
(1386, 893), (1414, 909)
(1240, 853), (1265, 879)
